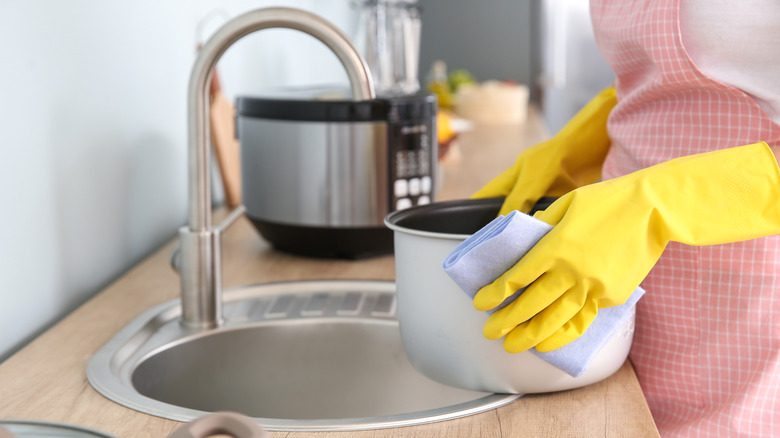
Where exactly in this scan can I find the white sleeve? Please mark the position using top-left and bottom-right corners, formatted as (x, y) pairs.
(679, 0), (780, 126)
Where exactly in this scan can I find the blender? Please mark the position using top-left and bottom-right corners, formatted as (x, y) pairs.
(354, 0), (422, 97)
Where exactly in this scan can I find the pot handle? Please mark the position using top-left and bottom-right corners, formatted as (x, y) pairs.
(168, 412), (268, 438)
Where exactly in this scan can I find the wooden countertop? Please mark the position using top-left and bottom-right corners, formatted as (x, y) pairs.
(0, 107), (659, 437)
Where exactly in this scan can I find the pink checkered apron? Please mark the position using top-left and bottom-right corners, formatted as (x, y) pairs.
(591, 1), (780, 436)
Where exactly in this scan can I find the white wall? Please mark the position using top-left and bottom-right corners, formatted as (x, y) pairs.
(0, 0), (360, 361)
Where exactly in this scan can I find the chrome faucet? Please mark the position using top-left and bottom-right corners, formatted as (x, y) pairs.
(177, 7), (376, 329)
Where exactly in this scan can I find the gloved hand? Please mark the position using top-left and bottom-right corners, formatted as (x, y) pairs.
(474, 142), (780, 353)
(472, 87), (616, 215)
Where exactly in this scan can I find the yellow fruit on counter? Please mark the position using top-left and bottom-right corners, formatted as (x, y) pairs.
(436, 111), (457, 160)
(437, 112), (456, 144)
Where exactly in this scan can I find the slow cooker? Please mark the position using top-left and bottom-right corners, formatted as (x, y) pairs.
(236, 90), (437, 258)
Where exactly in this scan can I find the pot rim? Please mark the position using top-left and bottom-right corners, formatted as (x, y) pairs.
(383, 197), (504, 241)
(383, 218), (473, 240)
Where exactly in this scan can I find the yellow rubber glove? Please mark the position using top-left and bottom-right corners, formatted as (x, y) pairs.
(474, 142), (780, 353)
(472, 87), (616, 215)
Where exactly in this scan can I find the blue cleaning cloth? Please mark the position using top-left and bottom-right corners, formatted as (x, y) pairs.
(442, 210), (645, 377)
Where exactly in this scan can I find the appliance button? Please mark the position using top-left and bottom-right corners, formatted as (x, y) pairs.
(419, 152), (430, 173)
(408, 152), (418, 175)
(396, 198), (413, 210)
(409, 178), (421, 196)
(395, 152), (406, 178)
(417, 195), (431, 206)
(394, 179), (409, 197)
(421, 176), (432, 194)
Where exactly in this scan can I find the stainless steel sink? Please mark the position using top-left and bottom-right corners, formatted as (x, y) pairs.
(87, 280), (520, 431)
(86, 8), (518, 432)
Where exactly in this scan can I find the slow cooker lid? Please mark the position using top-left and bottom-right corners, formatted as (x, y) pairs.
(236, 92), (436, 123)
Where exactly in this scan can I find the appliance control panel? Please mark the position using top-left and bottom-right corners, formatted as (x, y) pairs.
(389, 121), (436, 211)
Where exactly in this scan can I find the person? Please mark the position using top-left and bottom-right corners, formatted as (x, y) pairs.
(471, 1), (780, 436)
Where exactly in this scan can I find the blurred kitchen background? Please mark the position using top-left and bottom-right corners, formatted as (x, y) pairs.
(0, 0), (612, 361)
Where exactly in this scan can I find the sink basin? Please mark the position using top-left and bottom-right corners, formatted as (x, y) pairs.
(87, 280), (519, 431)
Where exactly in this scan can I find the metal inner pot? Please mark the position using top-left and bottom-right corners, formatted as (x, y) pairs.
(384, 197), (635, 394)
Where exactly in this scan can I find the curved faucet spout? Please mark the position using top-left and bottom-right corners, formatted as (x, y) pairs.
(179, 7), (375, 328)
(189, 7), (375, 231)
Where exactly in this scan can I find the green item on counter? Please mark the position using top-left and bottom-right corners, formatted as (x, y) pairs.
(448, 69), (477, 92)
